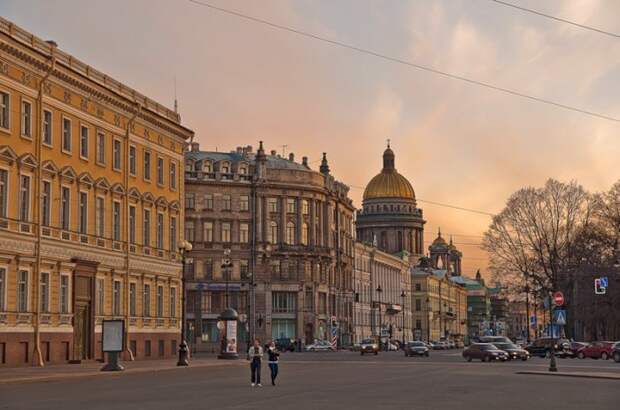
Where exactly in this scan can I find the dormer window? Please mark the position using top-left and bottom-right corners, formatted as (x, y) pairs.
(204, 161), (212, 173)
(194, 161), (201, 172)
(221, 162), (230, 173)
(239, 164), (247, 174)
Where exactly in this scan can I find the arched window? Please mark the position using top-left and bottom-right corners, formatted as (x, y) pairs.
(268, 221), (278, 244)
(301, 223), (309, 245)
(286, 221), (296, 245)
(193, 161), (201, 171)
(221, 161), (230, 174)
(239, 163), (247, 174)
(203, 161), (212, 173)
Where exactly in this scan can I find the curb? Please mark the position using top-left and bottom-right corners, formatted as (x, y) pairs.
(516, 371), (620, 380)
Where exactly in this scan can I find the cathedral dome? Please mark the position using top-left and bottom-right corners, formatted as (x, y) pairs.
(363, 144), (415, 201)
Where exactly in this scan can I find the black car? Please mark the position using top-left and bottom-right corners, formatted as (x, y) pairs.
(462, 343), (509, 362)
(613, 342), (620, 363)
(493, 342), (530, 361)
(525, 338), (570, 358)
(405, 341), (430, 357)
(275, 338), (295, 352)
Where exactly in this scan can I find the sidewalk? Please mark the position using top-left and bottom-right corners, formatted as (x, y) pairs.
(516, 370), (620, 380)
(0, 355), (244, 385)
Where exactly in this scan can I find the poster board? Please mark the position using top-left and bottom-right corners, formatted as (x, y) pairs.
(225, 321), (237, 353)
(102, 319), (124, 353)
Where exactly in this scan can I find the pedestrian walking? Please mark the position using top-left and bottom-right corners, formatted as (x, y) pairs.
(248, 339), (263, 387)
(267, 341), (280, 386)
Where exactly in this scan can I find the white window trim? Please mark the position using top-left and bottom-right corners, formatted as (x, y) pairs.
(16, 267), (31, 313)
(143, 208), (151, 247)
(39, 271), (50, 313)
(59, 273), (72, 314)
(112, 199), (122, 242)
(20, 97), (33, 140)
(95, 131), (106, 166)
(143, 150), (151, 182)
(96, 194), (106, 237)
(112, 137), (122, 172)
(156, 155), (164, 187)
(156, 211), (165, 249)
(42, 108), (53, 147)
(0, 88), (11, 133)
(169, 160), (177, 191)
(0, 264), (7, 312)
(113, 279), (122, 316)
(129, 204), (136, 244)
(61, 115), (72, 154)
(60, 184), (72, 232)
(129, 281), (137, 317)
(19, 172), (32, 222)
(170, 286), (176, 318)
(41, 178), (52, 227)
(128, 144), (136, 177)
(78, 189), (89, 234)
(79, 124), (89, 161)
(0, 164), (10, 219)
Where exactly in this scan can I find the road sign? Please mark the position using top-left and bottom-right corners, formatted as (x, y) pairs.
(553, 292), (564, 306)
(595, 278), (606, 295)
(600, 277), (609, 288)
(553, 309), (567, 325)
(530, 315), (537, 328)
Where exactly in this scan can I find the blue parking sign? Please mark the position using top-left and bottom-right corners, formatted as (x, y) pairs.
(600, 277), (608, 288)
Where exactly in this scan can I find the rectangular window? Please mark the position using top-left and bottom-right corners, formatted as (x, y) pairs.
(113, 201), (121, 241)
(60, 275), (69, 314)
(96, 132), (105, 164)
(129, 283), (136, 316)
(143, 209), (151, 247)
(221, 222), (231, 242)
(157, 286), (163, 317)
(203, 221), (213, 242)
(80, 125), (89, 159)
(39, 272), (49, 313)
(240, 260), (249, 280)
(204, 194), (213, 210)
(169, 216), (177, 251)
(222, 195), (231, 211)
(157, 213), (164, 249)
(0, 268), (5, 311)
(62, 117), (71, 152)
(416, 319), (422, 330)
(415, 299), (421, 311)
(157, 157), (164, 185)
(268, 198), (278, 213)
(0, 169), (7, 218)
(78, 191), (88, 234)
(19, 175), (30, 222)
(240, 195), (249, 211)
(113, 139), (121, 170)
(143, 151), (151, 180)
(240, 223), (249, 243)
(129, 145), (136, 175)
(17, 270), (28, 312)
(204, 259), (213, 280)
(185, 220), (194, 242)
(272, 292), (296, 313)
(113, 280), (121, 316)
(97, 279), (104, 315)
(21, 100), (32, 138)
(302, 200), (309, 215)
(96, 197), (105, 237)
(318, 292), (327, 314)
(42, 181), (51, 227)
(143, 284), (151, 317)
(170, 161), (177, 190)
(0, 91), (9, 129)
(170, 287), (176, 318)
(43, 110), (52, 145)
(286, 198), (295, 214)
(185, 193), (195, 209)
(129, 205), (136, 244)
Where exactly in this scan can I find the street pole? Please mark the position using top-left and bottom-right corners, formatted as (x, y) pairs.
(177, 240), (192, 366)
(548, 292), (557, 372)
(401, 290), (406, 346)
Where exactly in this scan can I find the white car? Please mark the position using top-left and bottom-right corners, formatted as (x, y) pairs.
(305, 340), (335, 352)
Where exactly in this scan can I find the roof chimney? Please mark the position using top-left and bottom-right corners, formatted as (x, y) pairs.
(302, 156), (309, 168)
(236, 146), (243, 154)
(46, 40), (58, 48)
(320, 152), (330, 175)
(289, 153), (295, 162)
(190, 142), (200, 152)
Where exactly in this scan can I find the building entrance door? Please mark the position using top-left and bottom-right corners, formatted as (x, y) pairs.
(71, 259), (99, 363)
(74, 302), (90, 360)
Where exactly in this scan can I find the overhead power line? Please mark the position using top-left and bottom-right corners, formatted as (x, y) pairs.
(188, 0), (620, 123)
(489, 0), (620, 39)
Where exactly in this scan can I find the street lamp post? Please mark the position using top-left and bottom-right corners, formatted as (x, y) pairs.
(400, 290), (406, 346)
(177, 240), (193, 366)
(219, 248), (239, 360)
(376, 285), (383, 349)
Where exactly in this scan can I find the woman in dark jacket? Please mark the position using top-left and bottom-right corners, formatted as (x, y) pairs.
(266, 341), (280, 386)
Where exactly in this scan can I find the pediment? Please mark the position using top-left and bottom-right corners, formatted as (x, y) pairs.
(77, 172), (94, 187)
(18, 153), (38, 169)
(111, 183), (126, 195)
(59, 166), (77, 181)
(0, 145), (18, 164)
(128, 187), (142, 201)
(94, 177), (111, 192)
(41, 160), (59, 176)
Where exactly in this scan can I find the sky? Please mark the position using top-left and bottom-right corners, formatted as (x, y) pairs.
(2, 0), (619, 279)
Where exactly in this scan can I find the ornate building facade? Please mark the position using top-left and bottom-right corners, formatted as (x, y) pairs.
(184, 142), (355, 351)
(355, 144), (425, 265)
(353, 242), (411, 345)
(0, 18), (193, 367)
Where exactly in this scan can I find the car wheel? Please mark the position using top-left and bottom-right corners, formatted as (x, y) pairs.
(465, 355), (472, 362)
(602, 352), (609, 360)
(483, 356), (490, 362)
(613, 352), (620, 363)
(578, 352), (585, 359)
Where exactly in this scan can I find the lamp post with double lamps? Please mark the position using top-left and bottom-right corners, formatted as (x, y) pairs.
(177, 240), (193, 366)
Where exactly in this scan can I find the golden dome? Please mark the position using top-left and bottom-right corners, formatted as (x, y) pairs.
(362, 144), (415, 200)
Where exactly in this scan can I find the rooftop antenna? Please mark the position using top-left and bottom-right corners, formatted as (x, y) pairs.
(173, 76), (178, 114)
(279, 144), (288, 156)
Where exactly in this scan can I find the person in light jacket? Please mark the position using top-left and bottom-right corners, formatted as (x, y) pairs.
(266, 340), (280, 386)
(248, 339), (263, 387)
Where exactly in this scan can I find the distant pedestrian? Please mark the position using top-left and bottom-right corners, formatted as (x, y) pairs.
(267, 341), (280, 386)
(248, 339), (263, 387)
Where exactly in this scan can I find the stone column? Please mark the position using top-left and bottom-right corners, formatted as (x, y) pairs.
(255, 194), (262, 243)
(309, 200), (316, 246)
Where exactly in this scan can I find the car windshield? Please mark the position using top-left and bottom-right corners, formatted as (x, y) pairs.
(361, 339), (374, 344)
(494, 343), (518, 349)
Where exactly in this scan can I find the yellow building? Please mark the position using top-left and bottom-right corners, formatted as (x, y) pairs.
(0, 17), (193, 366)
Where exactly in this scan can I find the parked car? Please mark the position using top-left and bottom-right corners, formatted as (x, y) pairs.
(426, 341), (436, 350)
(387, 342), (399, 351)
(462, 343), (509, 362)
(433, 341), (448, 350)
(566, 341), (588, 358)
(525, 338), (570, 358)
(305, 340), (334, 352)
(577, 341), (616, 360)
(360, 339), (379, 355)
(493, 342), (530, 361)
(612, 342), (620, 363)
(405, 341), (430, 357)
(275, 338), (295, 352)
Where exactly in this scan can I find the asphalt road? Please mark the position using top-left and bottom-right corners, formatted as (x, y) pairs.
(1, 350), (618, 410)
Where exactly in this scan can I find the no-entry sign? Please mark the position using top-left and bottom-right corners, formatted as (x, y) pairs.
(553, 291), (564, 306)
